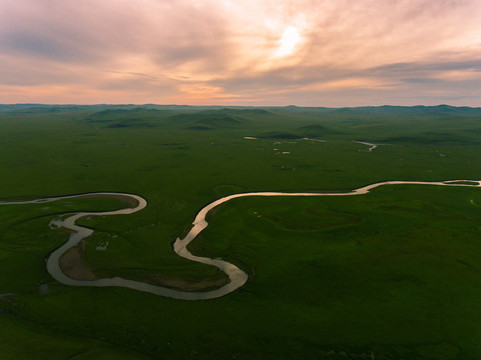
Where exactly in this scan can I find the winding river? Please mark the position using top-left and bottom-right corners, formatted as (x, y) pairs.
(1, 179), (480, 300)
(354, 140), (378, 152)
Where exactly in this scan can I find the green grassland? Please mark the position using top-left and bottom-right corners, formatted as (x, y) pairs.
(1, 104), (481, 359)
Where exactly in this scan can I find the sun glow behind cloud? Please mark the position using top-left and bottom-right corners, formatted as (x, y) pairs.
(1, 0), (481, 106)
(274, 27), (301, 58)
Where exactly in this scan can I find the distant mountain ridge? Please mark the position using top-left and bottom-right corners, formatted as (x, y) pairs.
(2, 104), (480, 125)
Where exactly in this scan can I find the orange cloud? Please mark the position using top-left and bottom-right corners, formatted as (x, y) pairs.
(1, 0), (481, 106)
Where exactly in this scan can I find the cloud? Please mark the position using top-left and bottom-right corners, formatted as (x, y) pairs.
(1, 0), (481, 105)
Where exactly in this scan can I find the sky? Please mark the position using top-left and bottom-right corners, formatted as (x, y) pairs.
(1, 0), (480, 106)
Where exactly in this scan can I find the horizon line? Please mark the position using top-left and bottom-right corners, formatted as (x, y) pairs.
(1, 103), (480, 109)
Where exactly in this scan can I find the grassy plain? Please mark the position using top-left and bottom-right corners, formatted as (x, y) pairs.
(1, 104), (481, 359)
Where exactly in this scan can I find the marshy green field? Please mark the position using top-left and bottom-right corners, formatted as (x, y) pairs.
(1, 104), (481, 359)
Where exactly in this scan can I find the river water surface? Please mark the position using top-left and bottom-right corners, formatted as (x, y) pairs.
(1, 180), (480, 300)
